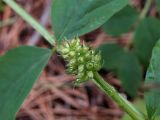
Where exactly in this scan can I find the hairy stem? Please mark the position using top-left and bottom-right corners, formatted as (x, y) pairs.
(93, 72), (145, 120)
(140, 0), (152, 20)
(3, 0), (55, 45)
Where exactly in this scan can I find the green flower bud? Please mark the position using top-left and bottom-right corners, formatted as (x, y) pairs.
(69, 51), (75, 57)
(78, 65), (84, 72)
(77, 57), (84, 63)
(61, 48), (69, 54)
(70, 59), (77, 64)
(87, 71), (94, 79)
(57, 38), (102, 84)
(86, 62), (94, 70)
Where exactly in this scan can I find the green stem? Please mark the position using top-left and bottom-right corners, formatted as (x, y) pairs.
(140, 0), (152, 20)
(93, 72), (145, 120)
(3, 0), (55, 45)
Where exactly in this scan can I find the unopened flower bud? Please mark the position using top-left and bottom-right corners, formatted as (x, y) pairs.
(57, 38), (102, 85)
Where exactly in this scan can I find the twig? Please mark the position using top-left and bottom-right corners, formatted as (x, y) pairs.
(27, 0), (51, 45)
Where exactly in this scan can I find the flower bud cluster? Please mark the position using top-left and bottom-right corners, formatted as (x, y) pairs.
(57, 38), (102, 84)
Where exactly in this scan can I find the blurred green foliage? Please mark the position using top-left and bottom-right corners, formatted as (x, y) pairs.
(0, 1), (5, 12)
(97, 44), (142, 97)
(102, 5), (138, 36)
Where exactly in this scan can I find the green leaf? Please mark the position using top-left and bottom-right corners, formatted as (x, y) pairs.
(133, 17), (160, 67)
(97, 43), (124, 70)
(0, 46), (51, 120)
(118, 52), (142, 97)
(98, 44), (142, 97)
(51, 0), (128, 41)
(102, 5), (138, 36)
(145, 40), (160, 119)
